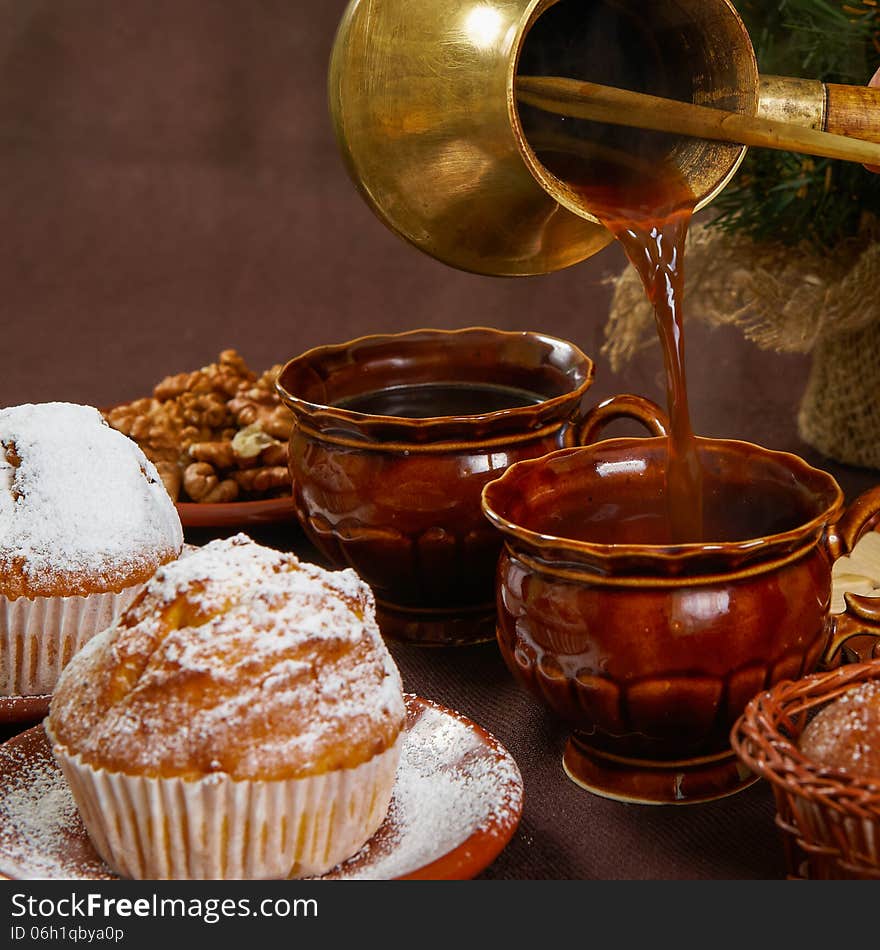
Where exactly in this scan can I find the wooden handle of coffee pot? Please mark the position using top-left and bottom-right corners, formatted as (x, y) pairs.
(825, 84), (880, 146)
(758, 76), (880, 148)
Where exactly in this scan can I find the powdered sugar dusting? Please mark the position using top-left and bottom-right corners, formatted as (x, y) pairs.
(49, 535), (405, 780)
(0, 735), (113, 879)
(0, 699), (523, 880)
(322, 701), (524, 879)
(0, 403), (183, 596)
(143, 535), (375, 639)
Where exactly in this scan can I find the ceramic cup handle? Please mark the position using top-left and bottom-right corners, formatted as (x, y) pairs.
(823, 484), (880, 665)
(575, 394), (669, 446)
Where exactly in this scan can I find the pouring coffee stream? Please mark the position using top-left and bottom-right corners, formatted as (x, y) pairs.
(531, 140), (703, 540)
(519, 73), (880, 542)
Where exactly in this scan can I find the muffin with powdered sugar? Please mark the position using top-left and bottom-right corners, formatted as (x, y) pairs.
(0, 402), (183, 696)
(47, 534), (405, 880)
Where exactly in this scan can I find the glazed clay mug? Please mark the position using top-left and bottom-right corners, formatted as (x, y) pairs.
(276, 328), (663, 646)
(481, 396), (880, 804)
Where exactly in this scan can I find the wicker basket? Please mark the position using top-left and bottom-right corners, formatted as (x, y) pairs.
(732, 659), (880, 880)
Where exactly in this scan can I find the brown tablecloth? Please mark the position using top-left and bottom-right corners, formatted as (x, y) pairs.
(1, 0), (878, 880)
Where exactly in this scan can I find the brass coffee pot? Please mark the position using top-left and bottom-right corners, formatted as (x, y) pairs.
(329, 0), (880, 276)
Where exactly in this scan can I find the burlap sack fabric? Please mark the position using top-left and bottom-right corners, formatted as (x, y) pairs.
(604, 223), (880, 470)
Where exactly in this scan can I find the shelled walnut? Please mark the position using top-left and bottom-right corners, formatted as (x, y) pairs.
(104, 350), (295, 504)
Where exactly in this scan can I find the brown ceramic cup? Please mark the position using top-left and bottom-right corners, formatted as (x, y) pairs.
(481, 395), (880, 805)
(276, 328), (661, 646)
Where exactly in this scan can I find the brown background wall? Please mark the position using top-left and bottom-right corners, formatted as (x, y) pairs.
(0, 0), (873, 498)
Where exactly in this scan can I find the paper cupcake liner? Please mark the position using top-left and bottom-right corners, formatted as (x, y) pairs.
(48, 733), (402, 880)
(0, 584), (145, 697)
